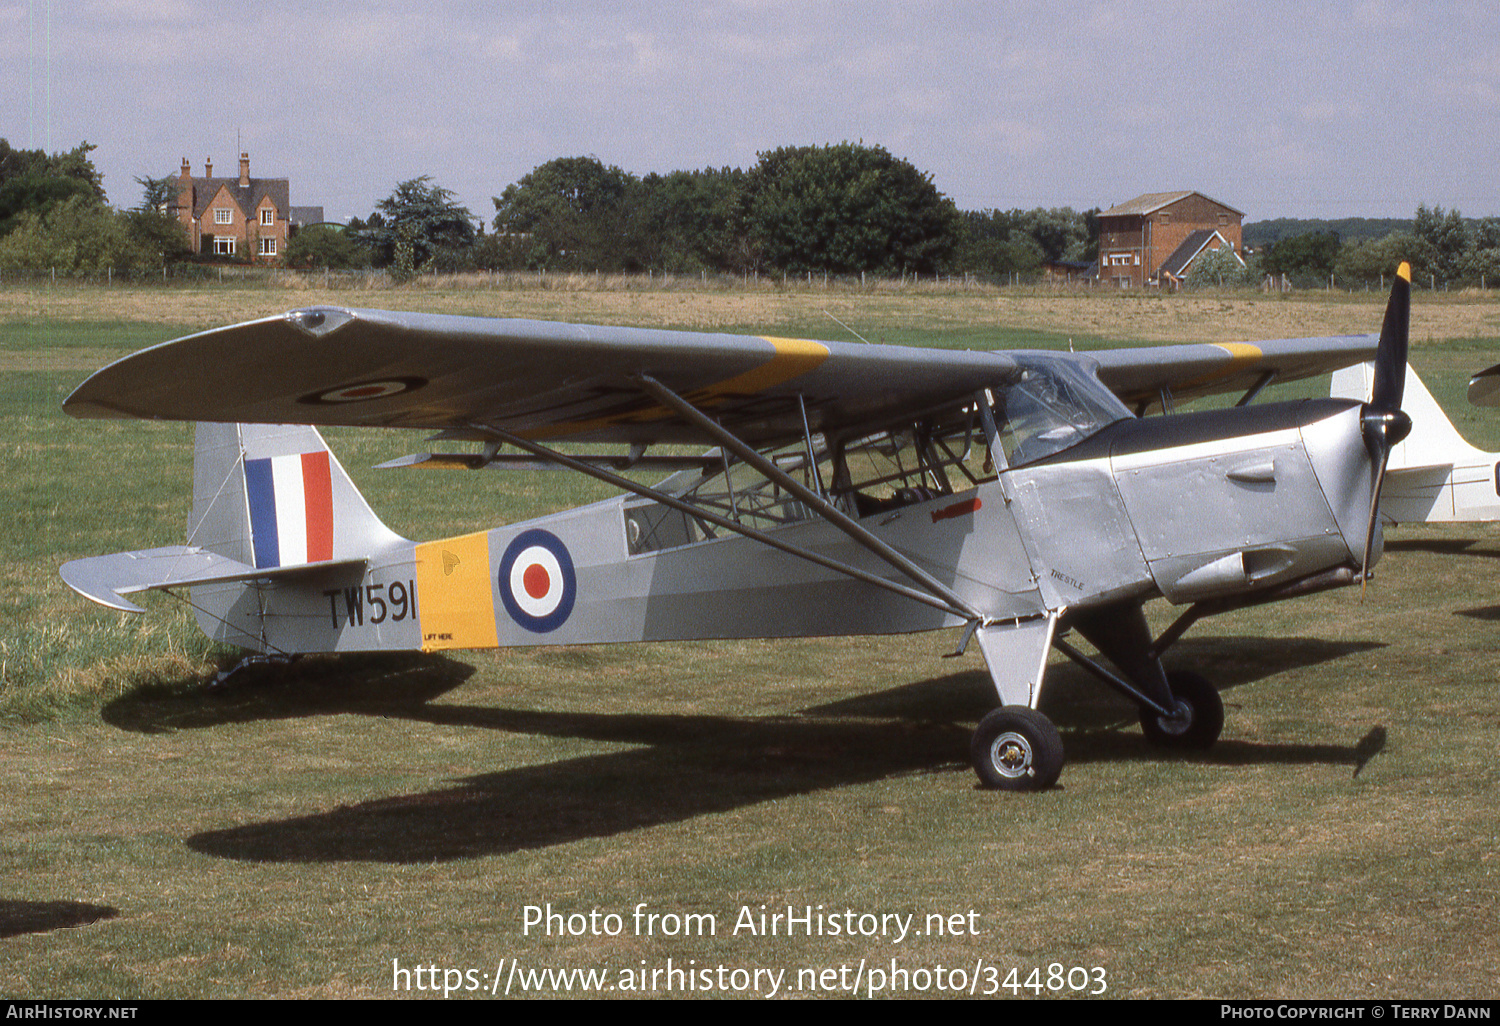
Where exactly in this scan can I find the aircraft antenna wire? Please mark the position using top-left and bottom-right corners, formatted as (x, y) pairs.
(823, 310), (870, 345)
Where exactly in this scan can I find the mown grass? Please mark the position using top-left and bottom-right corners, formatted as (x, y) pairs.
(4, 281), (1500, 999)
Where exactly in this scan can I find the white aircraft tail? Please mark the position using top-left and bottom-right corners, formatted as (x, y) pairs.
(1331, 362), (1500, 522)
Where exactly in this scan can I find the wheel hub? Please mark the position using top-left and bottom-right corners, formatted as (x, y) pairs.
(990, 731), (1035, 778)
(1154, 699), (1193, 736)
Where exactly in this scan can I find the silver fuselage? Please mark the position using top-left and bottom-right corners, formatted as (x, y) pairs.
(193, 398), (1374, 656)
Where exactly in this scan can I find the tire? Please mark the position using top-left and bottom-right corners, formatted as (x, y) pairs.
(971, 706), (1064, 791)
(1139, 670), (1224, 750)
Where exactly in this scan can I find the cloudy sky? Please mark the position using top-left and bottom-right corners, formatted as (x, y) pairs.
(6, 0), (1498, 225)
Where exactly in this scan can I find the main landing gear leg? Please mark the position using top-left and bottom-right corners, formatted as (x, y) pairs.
(971, 616), (1064, 791)
(1064, 602), (1225, 751)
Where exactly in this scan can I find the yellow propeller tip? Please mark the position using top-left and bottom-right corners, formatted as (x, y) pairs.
(1397, 261), (1411, 282)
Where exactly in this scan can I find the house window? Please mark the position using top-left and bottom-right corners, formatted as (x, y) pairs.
(259, 237), (277, 256)
(1109, 253), (1131, 266)
(214, 208), (232, 225)
(214, 237), (236, 256)
(260, 208), (275, 226)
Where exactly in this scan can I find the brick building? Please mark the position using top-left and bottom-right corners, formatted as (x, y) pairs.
(1096, 191), (1244, 288)
(172, 153), (323, 264)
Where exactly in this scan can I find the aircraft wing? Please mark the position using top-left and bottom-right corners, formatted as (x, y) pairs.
(65, 307), (1380, 444)
(64, 307), (1026, 445)
(1089, 334), (1378, 409)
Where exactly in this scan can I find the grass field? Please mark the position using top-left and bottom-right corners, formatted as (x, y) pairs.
(4, 279), (1500, 999)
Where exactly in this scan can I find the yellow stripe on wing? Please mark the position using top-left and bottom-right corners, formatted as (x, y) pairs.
(1177, 342), (1265, 390)
(525, 336), (830, 439)
(689, 337), (831, 399)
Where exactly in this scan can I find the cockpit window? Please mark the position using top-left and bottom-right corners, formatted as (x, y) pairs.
(988, 356), (1131, 467)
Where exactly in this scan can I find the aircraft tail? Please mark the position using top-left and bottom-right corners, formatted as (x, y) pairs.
(1330, 362), (1500, 523)
(190, 422), (405, 568)
(62, 423), (406, 620)
(1330, 362), (1491, 472)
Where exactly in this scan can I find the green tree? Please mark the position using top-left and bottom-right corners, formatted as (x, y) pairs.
(492, 156), (640, 270)
(0, 140), (107, 235)
(122, 208), (191, 264)
(0, 195), (152, 271)
(1413, 204), (1469, 284)
(630, 168), (752, 273)
(0, 172), (96, 236)
(134, 175), (178, 213)
(354, 177), (477, 268)
(953, 207), (1095, 276)
(744, 143), (961, 274)
(1334, 232), (1427, 288)
(1185, 246), (1256, 288)
(1260, 231), (1341, 285)
(283, 224), (369, 269)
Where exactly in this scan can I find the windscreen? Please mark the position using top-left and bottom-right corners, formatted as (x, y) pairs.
(988, 356), (1131, 466)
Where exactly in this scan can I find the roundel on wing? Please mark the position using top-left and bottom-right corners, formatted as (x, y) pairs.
(498, 529), (576, 633)
(298, 376), (427, 405)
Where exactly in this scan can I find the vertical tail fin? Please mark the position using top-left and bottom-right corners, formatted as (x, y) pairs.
(1331, 362), (1491, 472)
(190, 423), (407, 568)
(1331, 362), (1500, 524)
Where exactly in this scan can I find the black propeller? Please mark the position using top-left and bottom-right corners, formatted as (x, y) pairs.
(1359, 261), (1413, 594)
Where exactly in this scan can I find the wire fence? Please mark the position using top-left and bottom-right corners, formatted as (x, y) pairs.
(0, 264), (1492, 294)
(0, 264), (1102, 293)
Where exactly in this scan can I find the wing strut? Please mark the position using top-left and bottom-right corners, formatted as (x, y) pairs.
(473, 425), (976, 620)
(633, 374), (987, 622)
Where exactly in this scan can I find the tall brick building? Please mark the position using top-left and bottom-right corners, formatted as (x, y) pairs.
(171, 153), (323, 264)
(1096, 191), (1244, 288)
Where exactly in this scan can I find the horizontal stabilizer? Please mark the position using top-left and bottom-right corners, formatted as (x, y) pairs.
(1469, 363), (1500, 407)
(60, 545), (366, 613)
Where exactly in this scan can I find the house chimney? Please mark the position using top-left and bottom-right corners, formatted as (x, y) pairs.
(239, 152), (250, 188)
(205, 156), (213, 178)
(180, 157), (191, 181)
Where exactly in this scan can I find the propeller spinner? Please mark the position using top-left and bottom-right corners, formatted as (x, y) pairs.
(1359, 261), (1414, 594)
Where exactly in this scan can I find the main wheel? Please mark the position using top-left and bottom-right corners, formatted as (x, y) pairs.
(971, 706), (1064, 791)
(1139, 670), (1224, 750)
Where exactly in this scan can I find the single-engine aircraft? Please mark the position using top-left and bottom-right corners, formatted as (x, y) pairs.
(61, 265), (1417, 791)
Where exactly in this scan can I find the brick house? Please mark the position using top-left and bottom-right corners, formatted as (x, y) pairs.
(172, 153), (322, 264)
(1096, 191), (1245, 288)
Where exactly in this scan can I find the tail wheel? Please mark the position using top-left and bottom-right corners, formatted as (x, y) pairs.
(1139, 670), (1224, 750)
(972, 706), (1064, 791)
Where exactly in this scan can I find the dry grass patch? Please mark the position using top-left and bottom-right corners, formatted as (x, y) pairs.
(6, 279), (1499, 349)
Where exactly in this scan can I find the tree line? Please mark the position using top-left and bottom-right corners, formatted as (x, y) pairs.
(328, 144), (1100, 281)
(0, 139), (192, 272)
(0, 138), (1099, 279)
(4, 136), (1495, 290)
(1250, 206), (1500, 290)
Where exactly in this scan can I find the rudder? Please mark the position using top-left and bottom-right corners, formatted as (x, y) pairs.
(190, 422), (406, 567)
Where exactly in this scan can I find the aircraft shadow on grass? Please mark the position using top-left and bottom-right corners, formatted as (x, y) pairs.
(1385, 537), (1500, 559)
(0, 899), (117, 939)
(96, 635), (1384, 864)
